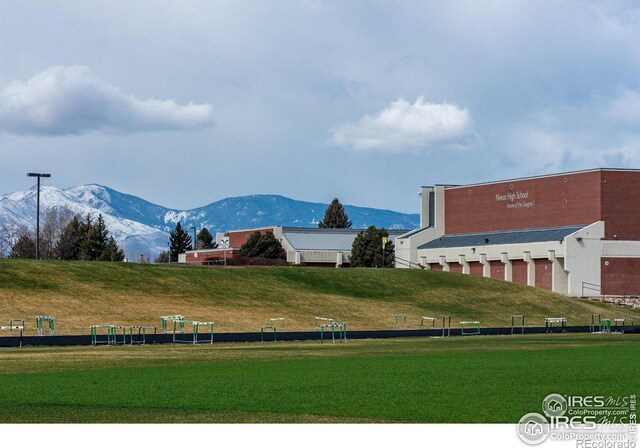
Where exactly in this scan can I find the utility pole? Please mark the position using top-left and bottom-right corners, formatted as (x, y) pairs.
(27, 172), (51, 260)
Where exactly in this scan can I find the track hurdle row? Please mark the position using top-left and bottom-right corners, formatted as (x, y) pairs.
(91, 325), (156, 346)
(320, 321), (347, 344)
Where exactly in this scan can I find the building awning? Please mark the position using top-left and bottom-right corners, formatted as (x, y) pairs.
(418, 225), (585, 250)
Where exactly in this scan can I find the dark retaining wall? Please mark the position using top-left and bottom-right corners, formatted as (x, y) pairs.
(1, 325), (636, 348)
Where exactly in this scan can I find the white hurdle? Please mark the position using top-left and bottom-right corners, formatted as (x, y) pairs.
(269, 317), (285, 331)
(460, 321), (481, 336)
(394, 314), (407, 330)
(314, 317), (333, 330)
(545, 317), (567, 333)
(420, 316), (436, 327)
(0, 324), (24, 348)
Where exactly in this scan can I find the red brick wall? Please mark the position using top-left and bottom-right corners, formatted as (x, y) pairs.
(601, 258), (640, 295)
(227, 228), (274, 248)
(449, 262), (463, 273)
(535, 259), (553, 291)
(429, 263), (443, 271)
(511, 260), (528, 286)
(444, 171), (602, 234)
(490, 261), (504, 280)
(469, 261), (484, 277)
(600, 171), (640, 240)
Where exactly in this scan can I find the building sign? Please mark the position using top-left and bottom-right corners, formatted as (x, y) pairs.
(495, 190), (535, 209)
(219, 237), (230, 249)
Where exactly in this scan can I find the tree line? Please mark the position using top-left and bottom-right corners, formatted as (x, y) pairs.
(156, 222), (216, 263)
(4, 208), (125, 261)
(199, 197), (394, 267)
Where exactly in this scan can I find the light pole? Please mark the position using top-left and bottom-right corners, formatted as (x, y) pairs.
(191, 226), (196, 251)
(27, 172), (51, 260)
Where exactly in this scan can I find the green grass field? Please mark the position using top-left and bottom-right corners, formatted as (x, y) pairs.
(1, 260), (638, 423)
(1, 334), (638, 423)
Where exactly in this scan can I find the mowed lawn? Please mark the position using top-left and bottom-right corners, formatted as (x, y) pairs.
(0, 334), (638, 423)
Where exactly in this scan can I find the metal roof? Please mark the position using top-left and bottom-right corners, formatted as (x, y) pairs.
(418, 225), (585, 250)
(281, 227), (407, 251)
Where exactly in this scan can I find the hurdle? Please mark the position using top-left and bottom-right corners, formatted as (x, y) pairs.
(269, 318), (285, 331)
(172, 320), (214, 345)
(161, 315), (185, 334)
(590, 314), (601, 333)
(0, 323), (24, 347)
(395, 313), (407, 330)
(129, 325), (157, 345)
(320, 321), (347, 343)
(36, 316), (54, 336)
(420, 316), (436, 327)
(511, 315), (525, 335)
(261, 325), (277, 343)
(545, 317), (567, 333)
(314, 317), (333, 330)
(460, 321), (481, 336)
(441, 315), (451, 337)
(612, 318), (632, 334)
(9, 319), (25, 336)
(91, 325), (117, 346)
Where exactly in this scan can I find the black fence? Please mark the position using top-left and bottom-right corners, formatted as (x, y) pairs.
(1, 325), (637, 348)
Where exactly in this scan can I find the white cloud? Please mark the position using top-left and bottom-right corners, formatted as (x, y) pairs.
(500, 89), (640, 174)
(0, 65), (214, 136)
(607, 89), (640, 127)
(328, 97), (471, 152)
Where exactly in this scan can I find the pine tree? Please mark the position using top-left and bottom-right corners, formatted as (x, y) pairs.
(99, 236), (125, 262)
(93, 214), (109, 258)
(197, 227), (215, 249)
(318, 198), (352, 228)
(78, 214), (94, 260)
(169, 222), (192, 262)
(56, 216), (82, 260)
(238, 231), (286, 259)
(350, 226), (394, 268)
(10, 234), (36, 258)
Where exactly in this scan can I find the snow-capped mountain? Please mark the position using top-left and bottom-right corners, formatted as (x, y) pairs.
(0, 184), (419, 258)
(0, 185), (170, 258)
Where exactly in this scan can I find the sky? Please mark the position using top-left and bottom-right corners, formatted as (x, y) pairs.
(1, 1), (640, 213)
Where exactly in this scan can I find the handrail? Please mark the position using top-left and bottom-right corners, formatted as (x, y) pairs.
(394, 256), (425, 270)
(581, 281), (601, 297)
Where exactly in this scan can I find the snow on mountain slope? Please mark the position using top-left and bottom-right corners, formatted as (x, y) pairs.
(0, 184), (420, 259)
(0, 185), (169, 258)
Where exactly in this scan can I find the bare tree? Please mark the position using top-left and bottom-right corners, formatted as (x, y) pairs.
(40, 207), (73, 259)
(0, 222), (22, 257)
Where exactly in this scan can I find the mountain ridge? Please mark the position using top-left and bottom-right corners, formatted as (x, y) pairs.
(0, 184), (419, 258)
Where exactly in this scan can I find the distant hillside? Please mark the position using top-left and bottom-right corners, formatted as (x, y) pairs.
(0, 184), (419, 258)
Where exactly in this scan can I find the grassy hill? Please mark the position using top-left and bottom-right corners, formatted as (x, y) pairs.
(0, 259), (638, 335)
